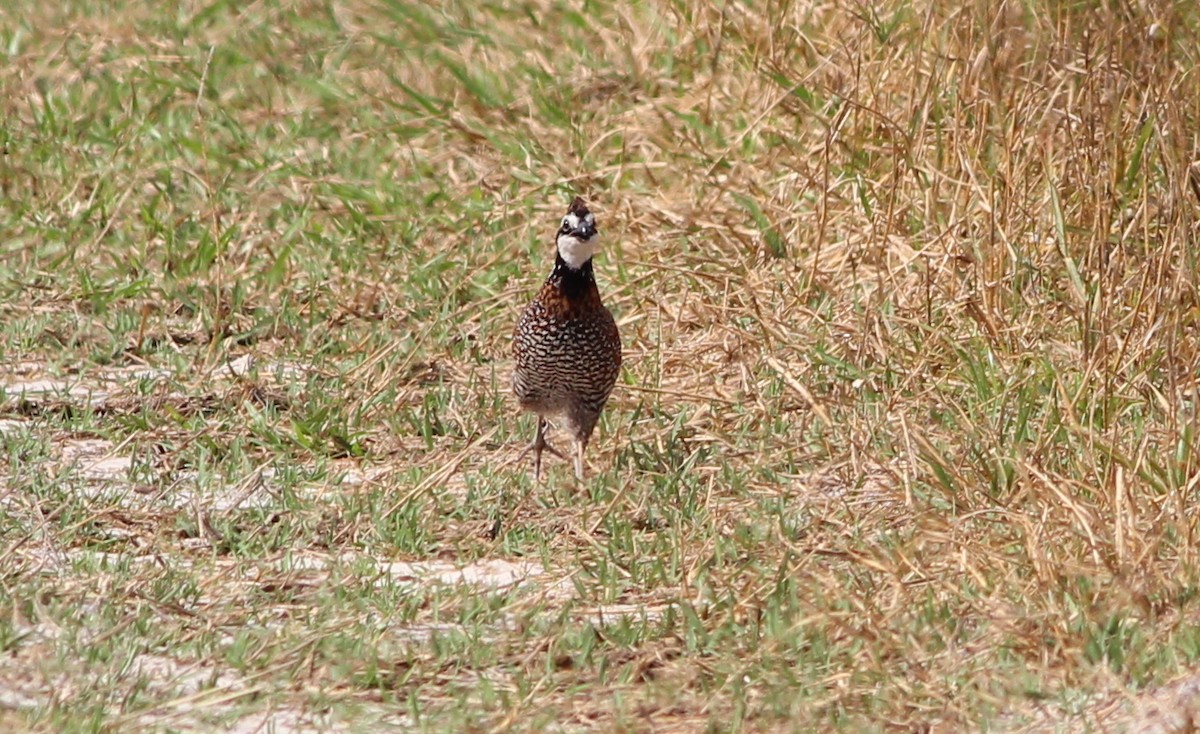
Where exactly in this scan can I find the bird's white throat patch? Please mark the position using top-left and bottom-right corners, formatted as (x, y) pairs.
(557, 233), (600, 269)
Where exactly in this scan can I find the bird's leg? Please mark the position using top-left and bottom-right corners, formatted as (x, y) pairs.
(518, 417), (564, 480)
(574, 437), (588, 480)
(533, 418), (565, 480)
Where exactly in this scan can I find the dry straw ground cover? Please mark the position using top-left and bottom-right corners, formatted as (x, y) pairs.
(3, 0), (1200, 731)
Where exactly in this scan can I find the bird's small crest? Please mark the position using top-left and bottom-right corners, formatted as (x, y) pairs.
(567, 196), (590, 216)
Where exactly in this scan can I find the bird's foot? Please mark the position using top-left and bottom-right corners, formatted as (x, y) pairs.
(517, 420), (564, 481)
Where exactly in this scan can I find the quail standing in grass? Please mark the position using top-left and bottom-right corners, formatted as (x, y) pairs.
(513, 197), (622, 480)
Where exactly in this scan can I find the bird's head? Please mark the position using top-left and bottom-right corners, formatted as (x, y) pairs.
(555, 196), (600, 270)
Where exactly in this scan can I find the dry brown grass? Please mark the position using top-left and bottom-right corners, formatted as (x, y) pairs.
(4, 0), (1200, 731)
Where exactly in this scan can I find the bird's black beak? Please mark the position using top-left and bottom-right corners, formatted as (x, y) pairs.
(572, 222), (597, 240)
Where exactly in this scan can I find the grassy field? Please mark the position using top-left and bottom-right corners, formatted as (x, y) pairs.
(4, 0), (1200, 731)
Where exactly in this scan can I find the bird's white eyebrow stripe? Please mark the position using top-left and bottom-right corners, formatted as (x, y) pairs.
(562, 212), (595, 230)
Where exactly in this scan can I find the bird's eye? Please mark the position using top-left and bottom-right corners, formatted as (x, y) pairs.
(560, 220), (571, 233)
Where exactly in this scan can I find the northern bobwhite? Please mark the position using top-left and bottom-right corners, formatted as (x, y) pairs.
(513, 196), (622, 480)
